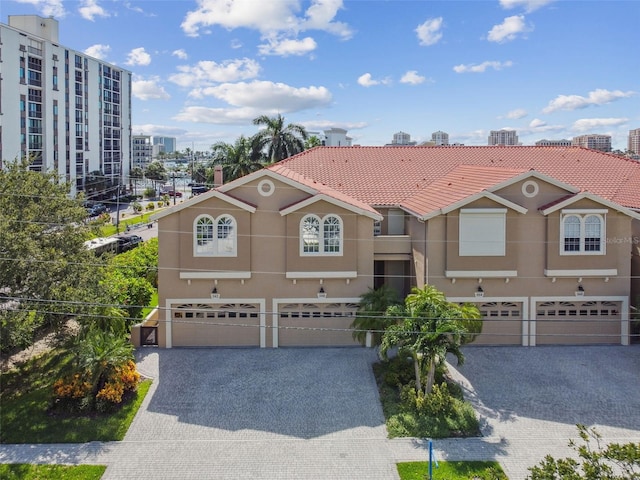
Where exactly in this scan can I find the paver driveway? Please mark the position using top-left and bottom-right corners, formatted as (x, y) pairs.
(1, 345), (639, 479)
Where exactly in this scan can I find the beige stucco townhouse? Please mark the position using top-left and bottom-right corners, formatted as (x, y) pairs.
(138, 146), (640, 348)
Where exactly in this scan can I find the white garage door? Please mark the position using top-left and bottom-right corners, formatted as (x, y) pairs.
(473, 301), (524, 345)
(277, 302), (360, 347)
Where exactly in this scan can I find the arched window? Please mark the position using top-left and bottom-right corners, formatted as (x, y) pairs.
(194, 214), (237, 257)
(217, 215), (236, 255)
(195, 215), (214, 256)
(563, 215), (581, 252)
(584, 215), (601, 252)
(323, 215), (341, 253)
(302, 215), (320, 253)
(300, 214), (342, 255)
(561, 213), (604, 254)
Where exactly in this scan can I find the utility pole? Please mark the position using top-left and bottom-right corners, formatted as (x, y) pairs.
(172, 173), (176, 206)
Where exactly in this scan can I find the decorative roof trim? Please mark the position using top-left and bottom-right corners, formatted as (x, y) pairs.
(280, 194), (383, 220)
(419, 191), (527, 221)
(151, 190), (256, 221)
(540, 192), (640, 219)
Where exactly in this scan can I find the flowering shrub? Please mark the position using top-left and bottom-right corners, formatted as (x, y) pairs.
(53, 372), (92, 399)
(53, 360), (140, 413)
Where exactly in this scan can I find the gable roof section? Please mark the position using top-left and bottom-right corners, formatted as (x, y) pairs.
(151, 190), (256, 221)
(280, 193), (383, 220)
(539, 192), (640, 220)
(400, 165), (529, 219)
(274, 146), (640, 210)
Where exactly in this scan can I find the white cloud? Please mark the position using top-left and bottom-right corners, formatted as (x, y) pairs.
(543, 89), (636, 113)
(132, 76), (170, 101)
(572, 118), (629, 132)
(172, 49), (188, 60)
(125, 47), (152, 66)
(15, 0), (66, 18)
(506, 108), (527, 119)
(169, 59), (261, 88)
(181, 0), (352, 40)
(400, 71), (427, 85)
(173, 106), (262, 125)
(258, 36), (317, 56)
(529, 118), (546, 128)
(487, 15), (531, 43)
(196, 80), (332, 111)
(416, 17), (443, 46)
(453, 60), (513, 73)
(500, 0), (555, 13)
(78, 0), (110, 21)
(84, 44), (110, 60)
(302, 120), (368, 131)
(357, 73), (391, 87)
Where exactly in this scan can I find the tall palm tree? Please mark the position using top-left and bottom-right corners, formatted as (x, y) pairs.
(379, 285), (482, 395)
(210, 135), (265, 182)
(252, 114), (308, 163)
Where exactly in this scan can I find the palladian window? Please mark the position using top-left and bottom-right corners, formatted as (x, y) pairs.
(194, 214), (237, 257)
(300, 214), (342, 255)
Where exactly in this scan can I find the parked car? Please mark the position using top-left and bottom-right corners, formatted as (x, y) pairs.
(168, 191), (183, 197)
(87, 203), (107, 216)
(115, 234), (143, 254)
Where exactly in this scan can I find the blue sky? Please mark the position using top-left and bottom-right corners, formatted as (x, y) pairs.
(4, 0), (639, 152)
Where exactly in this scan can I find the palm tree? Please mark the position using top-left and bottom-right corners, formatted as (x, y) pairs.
(211, 135), (265, 182)
(252, 114), (308, 163)
(350, 285), (401, 346)
(379, 285), (482, 395)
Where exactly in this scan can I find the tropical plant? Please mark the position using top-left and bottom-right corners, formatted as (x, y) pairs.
(351, 285), (402, 346)
(210, 135), (264, 182)
(252, 113), (308, 162)
(144, 161), (167, 189)
(528, 424), (640, 479)
(305, 135), (323, 149)
(379, 285), (482, 395)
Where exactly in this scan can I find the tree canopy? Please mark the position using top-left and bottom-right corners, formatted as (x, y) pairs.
(379, 285), (482, 394)
(0, 159), (101, 352)
(252, 113), (308, 163)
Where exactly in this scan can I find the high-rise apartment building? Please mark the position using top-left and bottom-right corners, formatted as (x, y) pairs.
(628, 128), (640, 155)
(431, 131), (449, 146)
(535, 139), (572, 147)
(0, 15), (132, 196)
(488, 129), (519, 146)
(152, 136), (177, 154)
(572, 134), (611, 152)
(132, 135), (153, 168)
(389, 131), (416, 145)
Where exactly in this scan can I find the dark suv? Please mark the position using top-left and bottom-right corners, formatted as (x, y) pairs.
(115, 234), (143, 254)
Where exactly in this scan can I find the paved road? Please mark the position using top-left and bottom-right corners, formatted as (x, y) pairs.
(1, 346), (639, 479)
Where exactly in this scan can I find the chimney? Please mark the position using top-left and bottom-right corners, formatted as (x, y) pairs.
(213, 165), (223, 187)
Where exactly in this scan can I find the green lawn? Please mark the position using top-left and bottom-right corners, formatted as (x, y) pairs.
(397, 461), (507, 479)
(100, 210), (160, 237)
(0, 464), (106, 480)
(0, 349), (151, 444)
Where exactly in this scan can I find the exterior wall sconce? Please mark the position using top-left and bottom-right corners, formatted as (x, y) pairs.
(475, 286), (484, 298)
(211, 287), (220, 299)
(318, 286), (327, 299)
(575, 285), (585, 297)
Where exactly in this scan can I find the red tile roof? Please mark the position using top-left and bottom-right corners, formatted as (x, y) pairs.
(268, 146), (640, 210)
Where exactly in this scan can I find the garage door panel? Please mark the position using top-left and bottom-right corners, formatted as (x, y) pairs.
(172, 303), (261, 347)
(278, 302), (360, 347)
(536, 301), (621, 345)
(473, 302), (522, 346)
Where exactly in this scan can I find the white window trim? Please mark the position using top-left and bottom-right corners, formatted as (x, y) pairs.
(559, 211), (606, 256)
(300, 214), (343, 256)
(459, 208), (507, 257)
(193, 214), (238, 257)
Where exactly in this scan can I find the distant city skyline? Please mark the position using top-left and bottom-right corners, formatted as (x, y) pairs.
(3, 0), (638, 152)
